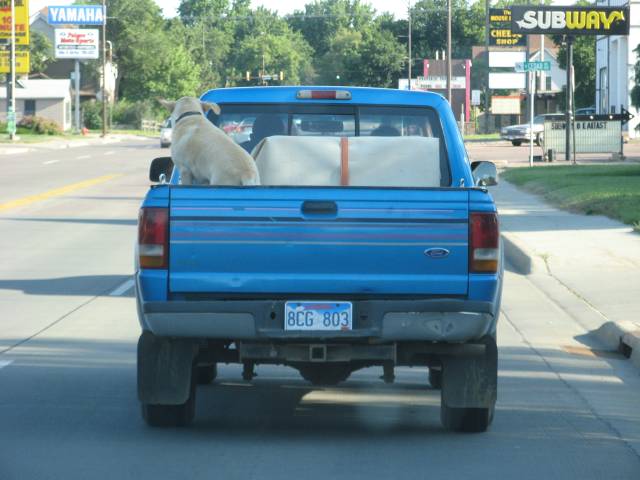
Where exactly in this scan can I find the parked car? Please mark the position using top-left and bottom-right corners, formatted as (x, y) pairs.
(138, 86), (503, 432)
(159, 118), (172, 148)
(575, 106), (596, 116)
(501, 113), (563, 146)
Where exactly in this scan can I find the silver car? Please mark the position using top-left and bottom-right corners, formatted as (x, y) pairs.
(501, 114), (562, 146)
(160, 118), (172, 148)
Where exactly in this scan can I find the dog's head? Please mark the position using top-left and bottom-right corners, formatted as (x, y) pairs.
(159, 97), (221, 123)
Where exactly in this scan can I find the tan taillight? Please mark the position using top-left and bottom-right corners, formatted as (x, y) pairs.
(470, 212), (499, 273)
(138, 207), (168, 269)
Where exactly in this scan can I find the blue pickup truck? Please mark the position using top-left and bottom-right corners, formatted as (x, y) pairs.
(136, 86), (502, 432)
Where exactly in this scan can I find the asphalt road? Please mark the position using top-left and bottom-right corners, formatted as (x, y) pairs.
(0, 138), (639, 480)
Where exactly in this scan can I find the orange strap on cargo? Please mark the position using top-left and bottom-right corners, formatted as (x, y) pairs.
(340, 137), (349, 186)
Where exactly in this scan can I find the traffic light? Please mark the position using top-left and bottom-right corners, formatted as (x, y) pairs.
(246, 71), (251, 82)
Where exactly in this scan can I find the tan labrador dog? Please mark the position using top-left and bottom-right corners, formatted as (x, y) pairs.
(160, 97), (260, 186)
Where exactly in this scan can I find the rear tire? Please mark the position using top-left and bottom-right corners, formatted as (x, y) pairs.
(535, 133), (543, 147)
(441, 403), (494, 433)
(196, 364), (217, 385)
(298, 363), (352, 386)
(142, 367), (197, 427)
(511, 140), (522, 146)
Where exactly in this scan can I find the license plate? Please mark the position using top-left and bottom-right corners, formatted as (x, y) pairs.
(284, 301), (352, 331)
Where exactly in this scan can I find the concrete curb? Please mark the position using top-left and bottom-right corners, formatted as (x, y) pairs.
(593, 321), (640, 369)
(501, 231), (640, 369)
(0, 134), (148, 155)
(501, 233), (546, 275)
(0, 147), (32, 156)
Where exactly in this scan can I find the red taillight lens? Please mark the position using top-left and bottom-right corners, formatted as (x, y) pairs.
(138, 207), (168, 269)
(470, 212), (499, 273)
(296, 90), (352, 100)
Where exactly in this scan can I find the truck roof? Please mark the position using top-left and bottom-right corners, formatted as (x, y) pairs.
(200, 86), (447, 108)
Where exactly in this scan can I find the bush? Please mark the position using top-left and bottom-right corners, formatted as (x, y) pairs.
(112, 99), (165, 128)
(17, 115), (63, 135)
(82, 101), (104, 130)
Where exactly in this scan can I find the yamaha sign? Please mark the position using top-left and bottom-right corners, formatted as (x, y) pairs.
(511, 5), (630, 36)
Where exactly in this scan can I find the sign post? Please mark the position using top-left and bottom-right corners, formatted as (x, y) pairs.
(54, 28), (99, 132)
(9, 0), (15, 139)
(49, 4), (106, 134)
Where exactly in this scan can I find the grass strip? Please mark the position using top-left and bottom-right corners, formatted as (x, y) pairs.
(502, 164), (640, 232)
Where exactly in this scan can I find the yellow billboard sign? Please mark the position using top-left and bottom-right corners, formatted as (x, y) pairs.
(0, 0), (30, 46)
(0, 49), (29, 73)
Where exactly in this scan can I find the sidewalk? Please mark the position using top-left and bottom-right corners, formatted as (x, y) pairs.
(493, 180), (640, 368)
(0, 134), (150, 156)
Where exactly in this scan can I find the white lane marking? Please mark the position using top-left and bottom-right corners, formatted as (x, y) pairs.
(76, 154), (90, 160)
(104, 151), (115, 156)
(0, 360), (14, 369)
(43, 160), (59, 165)
(109, 278), (135, 296)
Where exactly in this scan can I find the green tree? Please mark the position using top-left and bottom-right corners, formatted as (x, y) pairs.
(316, 26), (405, 87)
(556, 35), (596, 109)
(407, 0), (485, 61)
(288, 0), (376, 57)
(631, 44), (640, 109)
(29, 31), (54, 75)
(232, 8), (315, 86)
(106, 0), (201, 100)
(178, 0), (229, 25)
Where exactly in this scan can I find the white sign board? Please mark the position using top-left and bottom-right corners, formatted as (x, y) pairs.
(491, 96), (521, 114)
(55, 29), (100, 59)
(471, 90), (481, 106)
(48, 5), (105, 25)
(489, 51), (525, 68)
(414, 76), (466, 90)
(543, 119), (622, 154)
(489, 72), (525, 89)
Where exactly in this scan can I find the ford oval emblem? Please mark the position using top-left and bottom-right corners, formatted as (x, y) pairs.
(424, 248), (450, 259)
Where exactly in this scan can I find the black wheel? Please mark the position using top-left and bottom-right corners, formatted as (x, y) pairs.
(196, 364), (217, 385)
(535, 133), (543, 147)
(142, 368), (196, 427)
(298, 363), (352, 386)
(511, 140), (522, 146)
(428, 368), (442, 389)
(441, 403), (494, 433)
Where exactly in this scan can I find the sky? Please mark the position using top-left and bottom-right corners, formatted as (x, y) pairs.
(30, 1), (411, 19)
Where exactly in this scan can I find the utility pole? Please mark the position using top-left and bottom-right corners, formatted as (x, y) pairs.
(101, 0), (107, 137)
(565, 36), (573, 162)
(446, 0), (452, 102)
(408, 1), (412, 90)
(8, 0), (16, 140)
(484, 0), (490, 134)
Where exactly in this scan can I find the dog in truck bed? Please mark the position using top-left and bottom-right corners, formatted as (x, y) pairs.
(160, 97), (260, 186)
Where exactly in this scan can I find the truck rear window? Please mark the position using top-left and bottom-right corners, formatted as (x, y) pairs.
(211, 104), (451, 187)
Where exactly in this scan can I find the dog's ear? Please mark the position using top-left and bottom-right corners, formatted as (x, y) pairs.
(201, 102), (221, 116)
(158, 99), (176, 112)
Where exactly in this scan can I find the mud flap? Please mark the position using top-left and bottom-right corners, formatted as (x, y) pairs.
(137, 331), (198, 405)
(440, 335), (497, 409)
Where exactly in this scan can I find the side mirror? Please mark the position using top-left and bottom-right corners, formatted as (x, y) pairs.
(471, 161), (498, 187)
(149, 157), (174, 183)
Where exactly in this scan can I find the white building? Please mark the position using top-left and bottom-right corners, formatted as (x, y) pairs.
(595, 0), (640, 138)
(0, 79), (73, 131)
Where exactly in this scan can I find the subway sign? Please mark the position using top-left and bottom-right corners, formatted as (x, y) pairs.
(511, 6), (630, 36)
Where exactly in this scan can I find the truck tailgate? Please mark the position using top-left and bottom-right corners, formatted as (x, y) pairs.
(168, 187), (469, 296)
